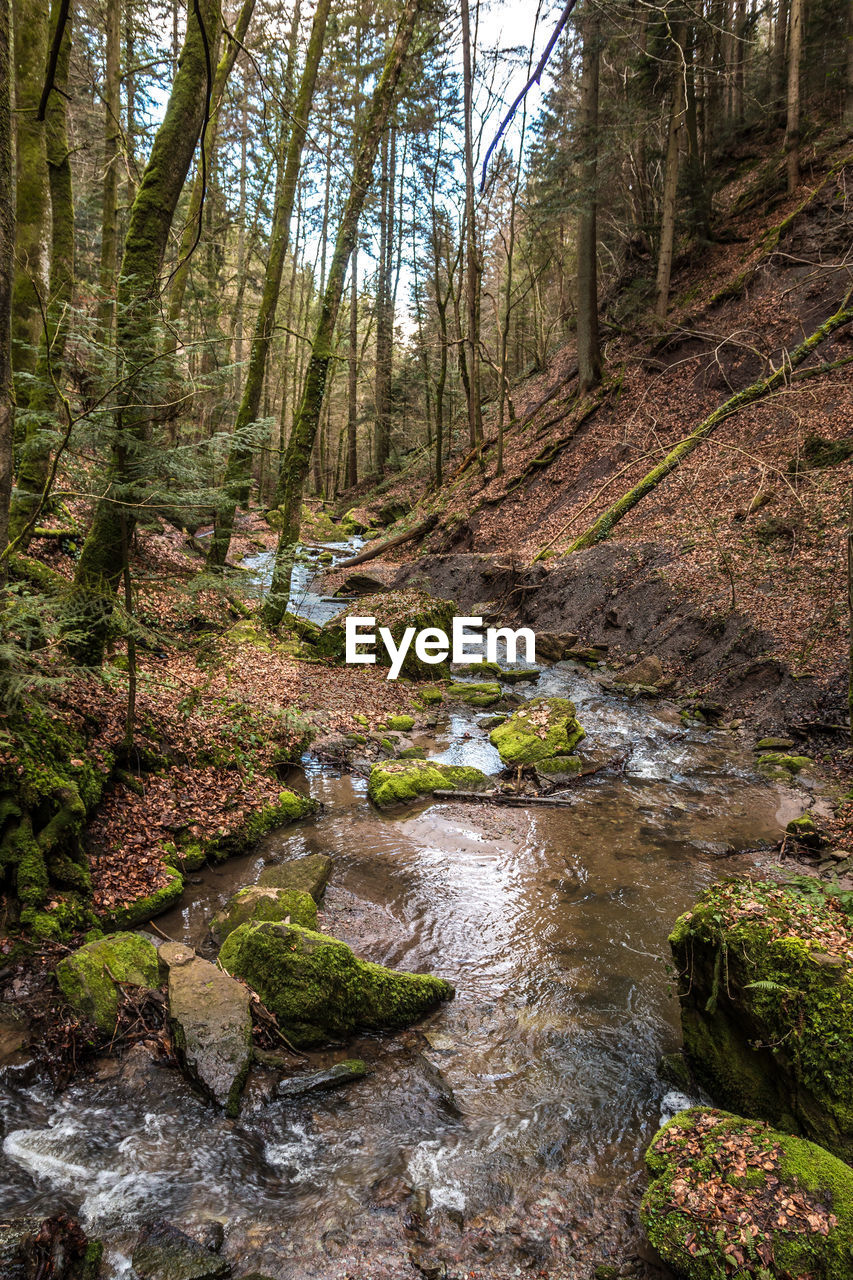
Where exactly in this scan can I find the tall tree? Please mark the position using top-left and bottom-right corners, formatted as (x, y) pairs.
(7, 0), (74, 548)
(576, 4), (601, 392)
(461, 0), (483, 448)
(263, 0), (425, 628)
(0, 0), (12, 570)
(65, 0), (223, 665)
(98, 0), (121, 336)
(208, 0), (330, 568)
(655, 20), (687, 322)
(785, 0), (804, 193)
(10, 0), (49, 404)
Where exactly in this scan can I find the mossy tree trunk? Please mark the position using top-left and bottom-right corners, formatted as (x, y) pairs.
(7, 0), (73, 550)
(64, 0), (222, 666)
(262, 0), (425, 629)
(569, 291), (853, 552)
(97, 0), (121, 336)
(10, 0), (49, 411)
(166, 0), (257, 328)
(0, 0), (12, 572)
(207, 0), (329, 569)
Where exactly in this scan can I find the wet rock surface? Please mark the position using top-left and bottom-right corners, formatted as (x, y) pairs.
(208, 885), (317, 949)
(160, 942), (253, 1117)
(132, 1220), (231, 1280)
(55, 932), (160, 1034)
(256, 853), (331, 900)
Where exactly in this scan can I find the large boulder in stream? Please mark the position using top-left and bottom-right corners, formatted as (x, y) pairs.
(256, 852), (331, 900)
(0, 1216), (103, 1280)
(489, 697), (585, 767)
(367, 758), (489, 808)
(159, 943), (252, 1117)
(218, 920), (454, 1047)
(670, 877), (853, 1162)
(55, 932), (160, 1034)
(316, 590), (455, 679)
(132, 1220), (230, 1280)
(208, 885), (317, 948)
(641, 1108), (853, 1280)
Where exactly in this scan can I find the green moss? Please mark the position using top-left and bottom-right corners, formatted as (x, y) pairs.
(489, 698), (585, 766)
(387, 714), (415, 731)
(317, 591), (455, 680)
(397, 747), (427, 760)
(209, 885), (317, 948)
(367, 759), (489, 808)
(218, 920), (454, 1047)
(454, 661), (502, 678)
(535, 755), (584, 775)
(415, 686), (444, 706)
(757, 753), (812, 772)
(56, 932), (160, 1033)
(257, 853), (331, 901)
(670, 878), (853, 1162)
(446, 681), (503, 707)
(642, 1108), (853, 1280)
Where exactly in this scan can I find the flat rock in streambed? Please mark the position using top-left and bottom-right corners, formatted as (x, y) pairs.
(55, 932), (160, 1034)
(614, 655), (664, 687)
(275, 1058), (368, 1099)
(334, 572), (389, 596)
(159, 943), (252, 1117)
(367, 758), (490, 808)
(641, 1108), (853, 1280)
(257, 852), (331, 901)
(208, 885), (317, 949)
(0, 1216), (102, 1280)
(132, 1220), (230, 1280)
(489, 697), (585, 767)
(535, 631), (579, 662)
(218, 921), (453, 1048)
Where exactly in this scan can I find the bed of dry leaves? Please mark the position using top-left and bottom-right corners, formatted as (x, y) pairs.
(651, 1110), (839, 1275)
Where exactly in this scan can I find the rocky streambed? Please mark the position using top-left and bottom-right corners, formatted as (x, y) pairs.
(1, 638), (817, 1280)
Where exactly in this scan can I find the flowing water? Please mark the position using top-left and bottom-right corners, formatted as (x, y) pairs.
(0, 553), (806, 1278)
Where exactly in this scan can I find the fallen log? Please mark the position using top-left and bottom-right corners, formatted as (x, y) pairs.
(334, 514), (439, 568)
(432, 789), (578, 807)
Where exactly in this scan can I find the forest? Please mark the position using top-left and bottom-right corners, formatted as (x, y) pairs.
(1, 0), (853, 1277)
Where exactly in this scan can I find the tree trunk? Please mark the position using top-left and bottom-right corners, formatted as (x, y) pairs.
(785, 0), (803, 193)
(65, 0), (223, 665)
(846, 0), (853, 129)
(208, 0), (328, 568)
(655, 22), (687, 322)
(570, 291), (853, 552)
(346, 239), (359, 489)
(262, 0), (424, 629)
(374, 124), (396, 473)
(98, 0), (121, 336)
(0, 0), (12, 572)
(773, 0), (789, 115)
(167, 0), (257, 327)
(576, 5), (601, 393)
(10, 0), (49, 406)
(8, 0), (73, 549)
(461, 0), (483, 448)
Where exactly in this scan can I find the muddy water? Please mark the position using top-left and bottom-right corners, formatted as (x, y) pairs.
(0, 665), (801, 1279)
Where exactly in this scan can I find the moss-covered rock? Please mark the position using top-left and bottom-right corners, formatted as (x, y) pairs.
(670, 877), (853, 1162)
(415, 686), (444, 706)
(218, 920), (454, 1047)
(101, 867), (185, 930)
(499, 668), (540, 685)
(757, 753), (812, 774)
(132, 1218), (230, 1280)
(209, 885), (317, 948)
(534, 755), (584, 778)
(641, 1107), (853, 1280)
(317, 591), (455, 679)
(489, 697), (585, 766)
(446, 681), (503, 707)
(367, 759), (489, 808)
(56, 932), (160, 1033)
(340, 507), (375, 535)
(257, 853), (331, 901)
(387, 714), (415, 731)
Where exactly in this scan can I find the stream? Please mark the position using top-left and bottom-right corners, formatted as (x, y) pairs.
(0, 540), (804, 1279)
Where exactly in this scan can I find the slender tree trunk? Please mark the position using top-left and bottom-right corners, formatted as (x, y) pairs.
(733, 0), (746, 123)
(208, 0), (329, 567)
(461, 0), (483, 448)
(168, 0), (257, 327)
(577, 5), (601, 393)
(346, 239), (359, 489)
(773, 0), (789, 115)
(98, 0), (121, 337)
(8, 0), (74, 548)
(655, 22), (687, 322)
(785, 0), (803, 193)
(10, 0), (49, 406)
(263, 0), (424, 628)
(65, 0), (223, 665)
(125, 0), (137, 204)
(848, 486), (853, 745)
(375, 124), (395, 472)
(234, 71), (247, 386)
(846, 0), (853, 129)
(0, 0), (12, 570)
